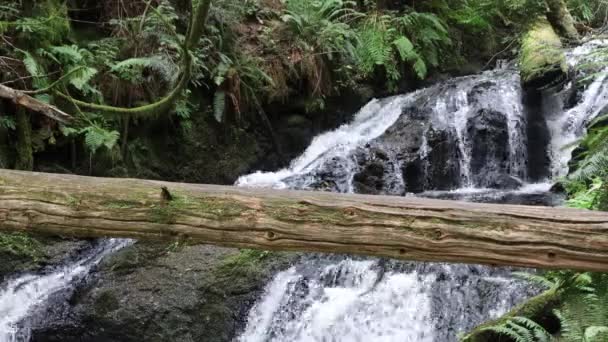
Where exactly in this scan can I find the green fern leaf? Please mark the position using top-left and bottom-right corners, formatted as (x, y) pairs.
(69, 67), (98, 91)
(22, 51), (48, 89)
(585, 326), (608, 341)
(213, 91), (226, 123)
(413, 58), (427, 79)
(393, 36), (417, 62)
(81, 126), (119, 153)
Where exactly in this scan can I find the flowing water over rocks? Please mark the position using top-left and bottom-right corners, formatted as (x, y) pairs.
(236, 40), (608, 342)
(0, 239), (131, 342)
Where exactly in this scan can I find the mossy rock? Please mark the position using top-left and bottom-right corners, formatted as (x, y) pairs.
(461, 289), (562, 342)
(32, 243), (298, 342)
(0, 232), (45, 278)
(519, 17), (569, 89)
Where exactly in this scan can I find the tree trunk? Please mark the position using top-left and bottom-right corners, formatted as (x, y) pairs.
(546, 0), (580, 41)
(1, 170), (608, 272)
(0, 101), (13, 169)
(14, 108), (33, 171)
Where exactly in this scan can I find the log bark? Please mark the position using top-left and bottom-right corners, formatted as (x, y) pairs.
(0, 84), (72, 123)
(0, 170), (607, 271)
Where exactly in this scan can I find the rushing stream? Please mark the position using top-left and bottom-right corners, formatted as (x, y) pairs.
(0, 40), (607, 342)
(235, 40), (608, 342)
(0, 239), (131, 342)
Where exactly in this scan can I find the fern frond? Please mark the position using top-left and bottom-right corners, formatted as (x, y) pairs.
(81, 126), (120, 153)
(213, 90), (226, 123)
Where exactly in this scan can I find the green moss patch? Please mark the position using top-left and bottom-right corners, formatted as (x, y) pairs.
(520, 17), (568, 88)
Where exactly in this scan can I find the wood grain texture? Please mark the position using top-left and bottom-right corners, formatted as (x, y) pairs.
(0, 170), (607, 271)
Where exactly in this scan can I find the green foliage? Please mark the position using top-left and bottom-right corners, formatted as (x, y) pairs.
(566, 178), (606, 210)
(355, 11), (450, 89)
(213, 90), (226, 123)
(0, 232), (44, 260)
(554, 273), (608, 342)
(481, 316), (552, 342)
(567, 0), (608, 25)
(111, 56), (178, 85)
(0, 116), (16, 130)
(79, 125), (120, 154)
(280, 0), (360, 96)
(480, 271), (608, 341)
(398, 12), (451, 69)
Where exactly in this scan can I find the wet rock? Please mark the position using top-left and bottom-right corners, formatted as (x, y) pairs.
(424, 128), (462, 191)
(353, 161), (385, 194)
(31, 243), (297, 342)
(0, 235), (91, 281)
(466, 109), (512, 188)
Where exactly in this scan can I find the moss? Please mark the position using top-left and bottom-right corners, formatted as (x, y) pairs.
(461, 288), (562, 342)
(0, 232), (45, 261)
(519, 17), (568, 88)
(212, 249), (291, 294)
(219, 249), (273, 270)
(0, 232), (47, 279)
(149, 193), (249, 224)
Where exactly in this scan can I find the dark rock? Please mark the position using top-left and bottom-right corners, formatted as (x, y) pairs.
(466, 109), (511, 188)
(424, 128), (461, 191)
(353, 160), (385, 194)
(31, 243), (297, 342)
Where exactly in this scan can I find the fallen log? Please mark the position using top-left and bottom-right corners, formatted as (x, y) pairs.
(0, 169), (607, 271)
(0, 84), (72, 123)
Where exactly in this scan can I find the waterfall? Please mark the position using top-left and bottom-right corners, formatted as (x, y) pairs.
(0, 239), (131, 342)
(237, 40), (608, 342)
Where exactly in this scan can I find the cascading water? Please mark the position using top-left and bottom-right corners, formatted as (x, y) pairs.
(236, 40), (608, 341)
(0, 239), (131, 342)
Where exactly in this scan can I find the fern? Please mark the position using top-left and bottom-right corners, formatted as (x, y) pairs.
(81, 125), (120, 153)
(68, 66), (98, 91)
(355, 12), (435, 89)
(22, 51), (49, 89)
(111, 56), (178, 85)
(213, 90), (226, 123)
(0, 116), (16, 130)
(481, 316), (551, 342)
(48, 45), (85, 64)
(398, 12), (451, 68)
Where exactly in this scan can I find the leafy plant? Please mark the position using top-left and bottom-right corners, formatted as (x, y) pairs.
(0, 116), (16, 130)
(280, 0), (360, 96)
(480, 316), (552, 342)
(80, 125), (120, 154)
(355, 11), (450, 90)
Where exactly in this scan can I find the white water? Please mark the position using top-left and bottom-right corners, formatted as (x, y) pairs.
(239, 260), (435, 342)
(235, 97), (408, 190)
(547, 39), (608, 178)
(0, 239), (131, 342)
